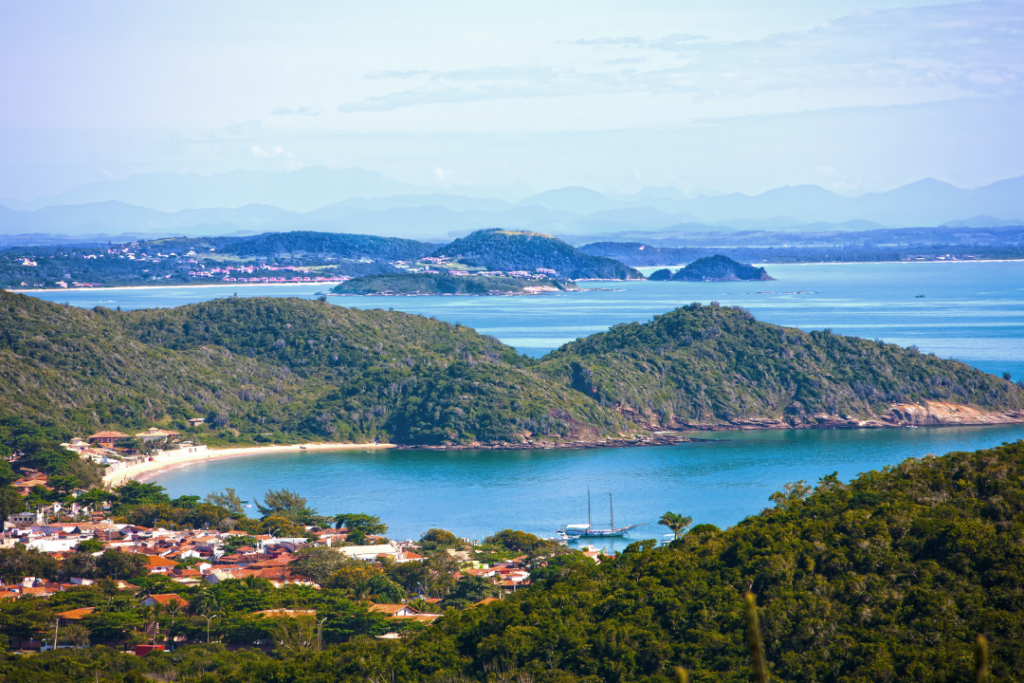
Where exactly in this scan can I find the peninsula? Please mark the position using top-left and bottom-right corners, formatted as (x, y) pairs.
(2, 291), (1021, 465)
(332, 272), (579, 296)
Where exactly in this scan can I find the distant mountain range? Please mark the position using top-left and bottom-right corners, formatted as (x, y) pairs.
(2, 168), (1023, 242)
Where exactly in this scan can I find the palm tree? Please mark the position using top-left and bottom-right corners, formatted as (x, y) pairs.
(658, 512), (693, 541)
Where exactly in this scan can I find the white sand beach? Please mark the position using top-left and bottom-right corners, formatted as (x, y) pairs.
(103, 442), (394, 487)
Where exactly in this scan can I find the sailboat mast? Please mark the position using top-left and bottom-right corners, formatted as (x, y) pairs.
(610, 492), (614, 530)
(587, 487), (592, 529)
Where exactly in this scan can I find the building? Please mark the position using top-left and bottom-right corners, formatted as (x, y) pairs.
(87, 431), (129, 445)
(134, 428), (179, 443)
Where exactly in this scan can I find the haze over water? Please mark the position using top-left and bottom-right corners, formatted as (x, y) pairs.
(31, 261), (1024, 548)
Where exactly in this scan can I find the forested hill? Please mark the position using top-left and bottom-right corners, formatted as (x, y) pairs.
(669, 254), (773, 281)
(131, 232), (436, 260)
(217, 231), (436, 260)
(333, 272), (576, 295)
(426, 440), (1024, 681)
(0, 291), (635, 446)
(434, 229), (643, 279)
(539, 302), (1024, 429)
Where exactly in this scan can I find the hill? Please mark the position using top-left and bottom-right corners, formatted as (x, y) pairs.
(670, 255), (773, 281)
(433, 229), (643, 280)
(538, 302), (1024, 429)
(218, 231), (435, 261)
(0, 291), (635, 447)
(332, 273), (578, 295)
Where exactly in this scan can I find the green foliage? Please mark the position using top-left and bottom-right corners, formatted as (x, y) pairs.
(540, 302), (1024, 426)
(0, 291), (636, 448)
(657, 512), (692, 540)
(334, 272), (577, 295)
(0, 545), (59, 581)
(220, 231), (434, 261)
(434, 229), (643, 279)
(205, 487), (245, 516)
(670, 255), (772, 281)
(290, 546), (349, 586)
(418, 528), (461, 553)
(333, 513), (387, 536)
(256, 488), (316, 523)
(482, 529), (554, 554)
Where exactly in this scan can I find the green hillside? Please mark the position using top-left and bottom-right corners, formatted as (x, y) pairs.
(334, 272), (578, 295)
(671, 255), (773, 281)
(539, 302), (1024, 428)
(434, 229), (643, 280)
(219, 231), (436, 260)
(0, 291), (635, 446)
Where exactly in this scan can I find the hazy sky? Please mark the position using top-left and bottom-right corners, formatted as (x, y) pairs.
(1, 0), (1022, 201)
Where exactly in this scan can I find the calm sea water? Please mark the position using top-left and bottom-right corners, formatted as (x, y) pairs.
(26, 261), (1024, 545)
(149, 425), (1024, 551)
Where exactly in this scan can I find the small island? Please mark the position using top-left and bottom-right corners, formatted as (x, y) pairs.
(649, 255), (774, 282)
(332, 272), (580, 296)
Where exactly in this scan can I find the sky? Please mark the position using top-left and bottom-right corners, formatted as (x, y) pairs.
(1, 0), (1022, 202)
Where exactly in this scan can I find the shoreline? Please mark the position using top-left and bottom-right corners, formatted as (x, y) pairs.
(118, 414), (1024, 487)
(104, 442), (395, 487)
(12, 259), (1024, 295)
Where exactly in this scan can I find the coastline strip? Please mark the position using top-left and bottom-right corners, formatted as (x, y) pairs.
(103, 442), (394, 487)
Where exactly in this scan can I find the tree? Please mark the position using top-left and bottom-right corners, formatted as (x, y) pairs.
(484, 529), (552, 554)
(256, 488), (316, 523)
(419, 528), (461, 552)
(290, 546), (348, 586)
(326, 561), (384, 592)
(95, 550), (148, 580)
(0, 486), (25, 532)
(258, 515), (307, 539)
(441, 575), (500, 609)
(768, 480), (813, 509)
(333, 513), (388, 536)
(205, 487), (245, 517)
(114, 481), (171, 507)
(0, 545), (59, 582)
(658, 512), (693, 540)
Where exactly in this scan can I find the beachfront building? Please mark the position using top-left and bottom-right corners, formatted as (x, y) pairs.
(135, 428), (179, 443)
(88, 431), (129, 445)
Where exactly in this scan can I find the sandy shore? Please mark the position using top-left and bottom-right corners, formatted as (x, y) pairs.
(103, 442), (394, 487)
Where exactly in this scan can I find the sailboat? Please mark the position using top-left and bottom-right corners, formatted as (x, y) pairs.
(558, 488), (646, 539)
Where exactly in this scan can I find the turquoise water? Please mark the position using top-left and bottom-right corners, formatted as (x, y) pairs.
(25, 261), (1024, 545)
(150, 425), (1024, 551)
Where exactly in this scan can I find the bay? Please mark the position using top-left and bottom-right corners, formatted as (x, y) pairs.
(150, 423), (1024, 552)
(25, 260), (1024, 546)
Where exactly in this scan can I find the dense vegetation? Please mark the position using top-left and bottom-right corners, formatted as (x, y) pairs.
(3, 292), (1022, 451)
(334, 273), (577, 295)
(539, 302), (1024, 427)
(665, 255), (773, 282)
(6, 440), (1024, 681)
(434, 229), (642, 280)
(0, 291), (635, 448)
(217, 231), (435, 261)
